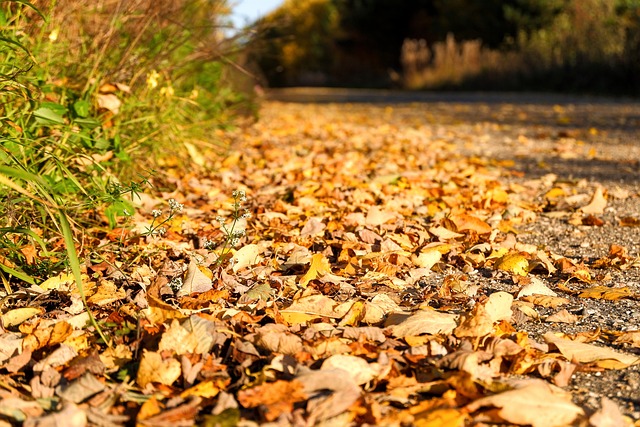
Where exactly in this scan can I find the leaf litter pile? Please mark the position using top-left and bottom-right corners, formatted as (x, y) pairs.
(2, 98), (640, 426)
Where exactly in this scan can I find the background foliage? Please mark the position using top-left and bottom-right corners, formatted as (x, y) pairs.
(0, 0), (249, 288)
(252, 0), (640, 94)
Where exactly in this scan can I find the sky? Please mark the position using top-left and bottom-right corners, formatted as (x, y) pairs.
(231, 0), (284, 29)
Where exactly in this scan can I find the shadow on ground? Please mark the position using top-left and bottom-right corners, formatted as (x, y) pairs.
(267, 87), (640, 188)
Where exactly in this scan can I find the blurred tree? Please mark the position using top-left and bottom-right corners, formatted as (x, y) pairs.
(251, 0), (640, 93)
(253, 0), (339, 86)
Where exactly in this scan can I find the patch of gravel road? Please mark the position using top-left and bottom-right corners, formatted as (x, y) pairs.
(268, 88), (640, 419)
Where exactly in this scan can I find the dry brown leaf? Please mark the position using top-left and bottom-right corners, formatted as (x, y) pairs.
(296, 369), (361, 421)
(2, 307), (43, 329)
(237, 380), (307, 422)
(521, 294), (570, 310)
(280, 293), (349, 324)
(544, 332), (640, 369)
(614, 331), (640, 348)
(136, 350), (182, 388)
(580, 186), (607, 214)
(454, 303), (494, 338)
(300, 217), (326, 237)
(589, 397), (633, 427)
(87, 280), (126, 306)
(254, 323), (303, 355)
(365, 206), (397, 226)
(484, 291), (513, 323)
(231, 243), (264, 273)
(517, 276), (557, 298)
(451, 213), (492, 234)
(545, 309), (579, 323)
(177, 259), (213, 295)
(321, 354), (381, 385)
(579, 286), (633, 300)
(429, 226), (464, 240)
(465, 380), (584, 427)
(385, 309), (458, 338)
(413, 408), (468, 427)
(412, 248), (442, 269)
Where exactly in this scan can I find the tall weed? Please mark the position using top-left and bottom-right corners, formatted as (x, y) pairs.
(0, 0), (249, 290)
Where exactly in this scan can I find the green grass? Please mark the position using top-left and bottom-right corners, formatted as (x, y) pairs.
(0, 0), (251, 298)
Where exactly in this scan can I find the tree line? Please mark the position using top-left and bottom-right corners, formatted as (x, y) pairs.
(250, 0), (640, 94)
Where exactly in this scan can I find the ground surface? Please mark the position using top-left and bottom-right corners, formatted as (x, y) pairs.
(1, 88), (639, 426)
(263, 88), (640, 424)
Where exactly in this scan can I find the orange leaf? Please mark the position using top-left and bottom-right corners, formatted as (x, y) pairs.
(237, 380), (307, 421)
(450, 213), (492, 234)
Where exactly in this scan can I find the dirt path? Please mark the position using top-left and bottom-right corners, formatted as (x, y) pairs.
(254, 90), (640, 421)
(5, 89), (640, 426)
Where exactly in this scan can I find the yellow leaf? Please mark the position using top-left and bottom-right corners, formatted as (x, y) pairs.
(299, 253), (331, 288)
(136, 350), (182, 388)
(495, 252), (529, 276)
(544, 332), (640, 369)
(412, 249), (442, 269)
(339, 300), (365, 326)
(545, 187), (566, 199)
(181, 379), (226, 398)
(232, 243), (264, 273)
(579, 286), (632, 300)
(414, 408), (467, 427)
(39, 272), (75, 290)
(1, 307), (43, 328)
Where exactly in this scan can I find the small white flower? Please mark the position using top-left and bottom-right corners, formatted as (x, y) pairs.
(152, 209), (163, 218)
(168, 198), (184, 213)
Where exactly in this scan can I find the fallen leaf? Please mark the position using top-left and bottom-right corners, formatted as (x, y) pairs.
(412, 248), (442, 269)
(280, 293), (349, 324)
(517, 276), (557, 298)
(590, 397), (632, 427)
(296, 369), (361, 421)
(237, 380), (307, 422)
(545, 309), (578, 323)
(177, 259), (213, 296)
(495, 252), (529, 276)
(451, 213), (492, 234)
(299, 253), (332, 288)
(2, 307), (43, 328)
(454, 303), (494, 338)
(544, 332), (640, 369)
(136, 350), (182, 388)
(579, 286), (633, 300)
(414, 408), (468, 427)
(254, 323), (303, 355)
(386, 308), (458, 338)
(300, 217), (326, 237)
(484, 291), (513, 323)
(365, 206), (397, 226)
(321, 354), (381, 385)
(465, 380), (584, 427)
(580, 186), (607, 214)
(231, 243), (264, 273)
